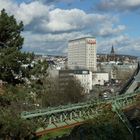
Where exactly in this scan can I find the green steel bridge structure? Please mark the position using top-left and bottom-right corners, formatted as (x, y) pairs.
(21, 61), (140, 136)
(21, 91), (140, 136)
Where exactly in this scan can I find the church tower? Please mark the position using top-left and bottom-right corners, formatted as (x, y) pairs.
(110, 45), (115, 56)
(110, 45), (115, 61)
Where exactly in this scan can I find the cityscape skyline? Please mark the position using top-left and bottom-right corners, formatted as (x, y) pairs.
(1, 0), (140, 56)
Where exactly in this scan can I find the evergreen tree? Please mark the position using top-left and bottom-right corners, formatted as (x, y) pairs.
(0, 9), (33, 84)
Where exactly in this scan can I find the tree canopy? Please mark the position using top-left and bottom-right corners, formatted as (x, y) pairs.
(0, 9), (33, 84)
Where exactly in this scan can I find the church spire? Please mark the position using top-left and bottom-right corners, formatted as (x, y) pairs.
(110, 45), (115, 55)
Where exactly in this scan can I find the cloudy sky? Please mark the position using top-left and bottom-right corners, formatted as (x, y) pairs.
(1, 0), (140, 56)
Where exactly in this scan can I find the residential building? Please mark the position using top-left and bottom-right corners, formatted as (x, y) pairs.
(59, 70), (92, 93)
(68, 37), (97, 71)
(99, 63), (137, 80)
(92, 72), (109, 86)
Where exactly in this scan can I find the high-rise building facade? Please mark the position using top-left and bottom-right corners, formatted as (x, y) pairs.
(68, 37), (97, 71)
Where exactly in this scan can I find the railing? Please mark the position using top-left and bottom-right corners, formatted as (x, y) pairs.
(119, 61), (140, 95)
(20, 90), (140, 136)
(21, 60), (140, 120)
(21, 90), (140, 119)
(113, 107), (133, 134)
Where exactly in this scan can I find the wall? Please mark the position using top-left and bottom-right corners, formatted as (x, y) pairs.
(92, 72), (109, 86)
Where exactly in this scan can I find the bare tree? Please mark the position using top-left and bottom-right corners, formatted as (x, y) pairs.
(61, 78), (85, 104)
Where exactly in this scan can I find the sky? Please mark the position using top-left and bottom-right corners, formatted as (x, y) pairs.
(0, 0), (140, 56)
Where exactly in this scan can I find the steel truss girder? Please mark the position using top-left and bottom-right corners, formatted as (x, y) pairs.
(21, 91), (140, 132)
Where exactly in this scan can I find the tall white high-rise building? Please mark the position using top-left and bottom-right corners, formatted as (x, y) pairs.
(68, 37), (97, 71)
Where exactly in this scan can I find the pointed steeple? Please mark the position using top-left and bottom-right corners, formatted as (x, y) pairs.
(110, 45), (115, 55)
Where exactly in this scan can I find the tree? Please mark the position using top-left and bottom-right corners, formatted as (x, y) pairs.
(30, 59), (48, 78)
(0, 9), (24, 49)
(62, 78), (85, 104)
(34, 77), (85, 107)
(0, 85), (40, 139)
(0, 9), (33, 84)
(0, 107), (38, 139)
(117, 70), (134, 83)
(41, 77), (60, 107)
(70, 110), (132, 140)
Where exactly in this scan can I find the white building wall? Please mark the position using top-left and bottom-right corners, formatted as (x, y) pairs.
(75, 71), (92, 93)
(101, 63), (137, 80)
(85, 38), (97, 71)
(59, 70), (92, 93)
(68, 37), (97, 71)
(92, 73), (109, 86)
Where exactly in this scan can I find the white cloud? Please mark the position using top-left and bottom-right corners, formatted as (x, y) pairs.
(1, 0), (139, 56)
(98, 24), (126, 36)
(22, 30), (92, 54)
(15, 1), (51, 25)
(97, 35), (129, 52)
(39, 8), (125, 36)
(0, 0), (52, 26)
(97, 0), (140, 12)
(97, 35), (140, 56)
(23, 31), (89, 42)
(0, 0), (124, 35)
(41, 0), (75, 4)
(0, 0), (18, 13)
(118, 38), (140, 52)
